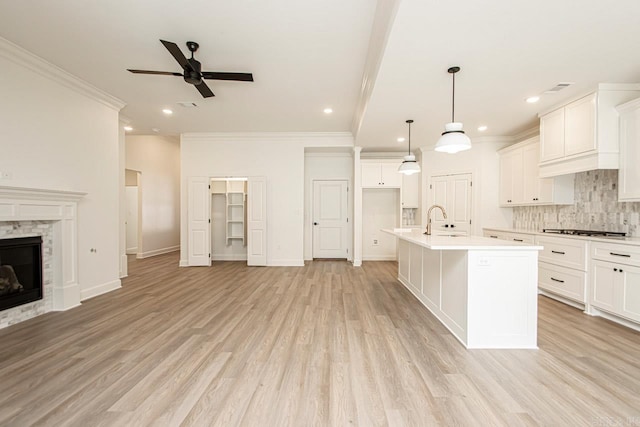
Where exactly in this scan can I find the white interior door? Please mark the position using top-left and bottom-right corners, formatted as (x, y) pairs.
(188, 177), (211, 266)
(125, 186), (138, 254)
(430, 173), (472, 234)
(247, 176), (267, 266)
(312, 180), (348, 259)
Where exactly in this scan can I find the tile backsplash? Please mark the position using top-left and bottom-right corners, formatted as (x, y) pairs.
(513, 170), (640, 237)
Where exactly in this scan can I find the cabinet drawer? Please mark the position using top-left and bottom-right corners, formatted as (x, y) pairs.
(483, 230), (508, 240)
(505, 233), (535, 245)
(539, 262), (586, 303)
(536, 236), (587, 271)
(591, 241), (640, 267)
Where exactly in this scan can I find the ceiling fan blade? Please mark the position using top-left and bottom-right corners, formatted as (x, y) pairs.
(160, 39), (192, 71)
(201, 72), (254, 82)
(195, 81), (215, 98)
(128, 69), (182, 76)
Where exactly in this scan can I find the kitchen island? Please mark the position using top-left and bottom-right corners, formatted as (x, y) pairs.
(383, 229), (542, 349)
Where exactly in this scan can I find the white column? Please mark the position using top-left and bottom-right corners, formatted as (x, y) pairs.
(353, 146), (362, 267)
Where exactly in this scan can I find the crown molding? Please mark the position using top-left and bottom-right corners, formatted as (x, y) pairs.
(511, 126), (539, 142)
(0, 36), (125, 111)
(181, 132), (354, 146)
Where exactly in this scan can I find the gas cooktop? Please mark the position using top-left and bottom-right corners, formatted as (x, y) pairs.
(542, 228), (627, 238)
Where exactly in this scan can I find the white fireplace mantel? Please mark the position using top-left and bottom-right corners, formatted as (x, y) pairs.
(0, 185), (87, 311)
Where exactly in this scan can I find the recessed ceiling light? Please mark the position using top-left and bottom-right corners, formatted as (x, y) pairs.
(123, 126), (133, 131)
(162, 108), (173, 115)
(397, 137), (405, 143)
(477, 125), (488, 132)
(323, 108), (333, 114)
(526, 96), (540, 103)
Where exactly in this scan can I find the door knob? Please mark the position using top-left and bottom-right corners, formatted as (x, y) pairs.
(313, 222), (318, 225)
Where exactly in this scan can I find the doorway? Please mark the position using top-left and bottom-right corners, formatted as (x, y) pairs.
(125, 169), (141, 257)
(312, 180), (349, 259)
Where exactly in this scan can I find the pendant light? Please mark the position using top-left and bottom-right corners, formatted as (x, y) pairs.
(435, 66), (471, 153)
(398, 119), (421, 175)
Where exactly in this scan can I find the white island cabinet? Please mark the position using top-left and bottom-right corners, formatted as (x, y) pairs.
(384, 229), (542, 349)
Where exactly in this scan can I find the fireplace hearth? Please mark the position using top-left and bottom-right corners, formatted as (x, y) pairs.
(0, 236), (43, 311)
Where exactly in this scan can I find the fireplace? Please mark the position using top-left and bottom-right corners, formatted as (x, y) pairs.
(0, 236), (43, 311)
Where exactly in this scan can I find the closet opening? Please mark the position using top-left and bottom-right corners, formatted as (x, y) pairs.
(210, 177), (248, 262)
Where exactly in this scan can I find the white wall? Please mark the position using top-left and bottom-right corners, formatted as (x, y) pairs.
(362, 188), (399, 260)
(420, 138), (513, 236)
(0, 40), (124, 300)
(304, 151), (353, 260)
(180, 133), (353, 267)
(125, 135), (181, 258)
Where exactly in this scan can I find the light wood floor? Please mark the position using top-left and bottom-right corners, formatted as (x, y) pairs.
(1, 254), (639, 426)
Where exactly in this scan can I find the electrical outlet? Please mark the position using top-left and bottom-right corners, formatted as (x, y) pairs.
(372, 237), (379, 246)
(0, 171), (11, 179)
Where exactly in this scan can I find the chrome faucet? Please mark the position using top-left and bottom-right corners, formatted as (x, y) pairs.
(425, 204), (447, 235)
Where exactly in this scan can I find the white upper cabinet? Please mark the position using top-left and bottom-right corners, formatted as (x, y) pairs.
(540, 108), (565, 162)
(564, 93), (597, 157)
(401, 172), (419, 208)
(361, 161), (402, 188)
(538, 84), (640, 177)
(499, 137), (574, 207)
(499, 148), (523, 205)
(617, 97), (640, 201)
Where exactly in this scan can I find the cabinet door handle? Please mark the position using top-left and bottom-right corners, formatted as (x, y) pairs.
(610, 252), (631, 258)
(614, 268), (618, 272)
(551, 277), (565, 283)
(451, 224), (456, 228)
(313, 222), (318, 225)
(513, 238), (523, 242)
(489, 235), (498, 238)
(551, 250), (565, 255)
(444, 224), (449, 228)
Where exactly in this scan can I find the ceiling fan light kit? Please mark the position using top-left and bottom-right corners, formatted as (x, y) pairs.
(435, 66), (471, 154)
(398, 119), (421, 175)
(127, 40), (254, 98)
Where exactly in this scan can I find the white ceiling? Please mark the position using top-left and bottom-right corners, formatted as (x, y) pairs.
(1, 0), (639, 151)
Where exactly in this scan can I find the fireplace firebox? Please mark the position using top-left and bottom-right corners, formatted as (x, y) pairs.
(0, 236), (43, 311)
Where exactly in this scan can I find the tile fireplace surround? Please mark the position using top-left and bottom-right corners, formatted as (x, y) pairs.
(0, 186), (85, 328)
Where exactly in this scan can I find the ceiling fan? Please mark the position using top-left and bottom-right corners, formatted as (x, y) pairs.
(127, 39), (254, 98)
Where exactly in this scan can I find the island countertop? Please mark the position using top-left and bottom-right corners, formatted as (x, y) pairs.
(382, 228), (543, 251)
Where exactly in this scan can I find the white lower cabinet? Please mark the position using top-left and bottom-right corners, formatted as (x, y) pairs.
(483, 228), (640, 329)
(538, 262), (586, 303)
(590, 242), (640, 323)
(534, 235), (588, 305)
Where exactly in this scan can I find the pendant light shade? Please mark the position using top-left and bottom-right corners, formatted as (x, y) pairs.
(435, 67), (471, 154)
(398, 119), (421, 175)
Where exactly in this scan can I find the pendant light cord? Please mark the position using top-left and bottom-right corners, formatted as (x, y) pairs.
(451, 71), (456, 123)
(408, 121), (411, 155)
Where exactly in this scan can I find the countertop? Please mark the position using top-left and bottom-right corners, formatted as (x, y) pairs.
(483, 227), (640, 247)
(383, 229), (543, 251)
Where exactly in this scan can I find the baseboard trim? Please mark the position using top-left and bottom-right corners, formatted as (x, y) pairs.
(136, 245), (180, 259)
(212, 254), (248, 261)
(362, 256), (397, 261)
(126, 247), (137, 255)
(120, 254), (128, 278)
(80, 279), (122, 301)
(353, 259), (362, 267)
(179, 259), (189, 267)
(268, 259), (305, 267)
